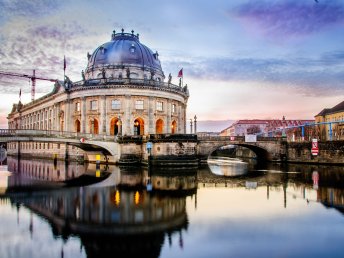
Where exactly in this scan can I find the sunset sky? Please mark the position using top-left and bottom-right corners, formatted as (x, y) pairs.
(1, 0), (344, 130)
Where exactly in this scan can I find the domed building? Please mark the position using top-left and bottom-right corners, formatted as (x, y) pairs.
(7, 29), (189, 137)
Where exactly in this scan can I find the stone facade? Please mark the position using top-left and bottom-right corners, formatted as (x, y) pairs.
(7, 30), (189, 137)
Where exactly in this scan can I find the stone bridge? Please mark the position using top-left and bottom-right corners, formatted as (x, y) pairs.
(196, 135), (286, 162)
(0, 129), (120, 163)
(0, 130), (284, 165)
(2, 129), (343, 165)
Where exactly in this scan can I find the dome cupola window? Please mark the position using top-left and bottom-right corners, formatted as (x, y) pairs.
(99, 46), (107, 55)
(129, 43), (136, 54)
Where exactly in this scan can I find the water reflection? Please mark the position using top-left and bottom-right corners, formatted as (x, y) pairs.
(11, 186), (190, 257)
(3, 157), (111, 193)
(3, 159), (197, 258)
(200, 162), (344, 213)
(2, 157), (344, 258)
(207, 157), (248, 177)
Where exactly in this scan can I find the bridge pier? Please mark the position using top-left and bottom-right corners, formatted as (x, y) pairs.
(65, 142), (69, 161)
(117, 134), (198, 166)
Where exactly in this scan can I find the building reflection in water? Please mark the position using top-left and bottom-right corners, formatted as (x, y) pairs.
(204, 162), (344, 213)
(7, 162), (197, 258)
(4, 156), (115, 193)
(4, 157), (344, 257)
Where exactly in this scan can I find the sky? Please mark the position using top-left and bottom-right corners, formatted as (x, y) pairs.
(1, 0), (344, 131)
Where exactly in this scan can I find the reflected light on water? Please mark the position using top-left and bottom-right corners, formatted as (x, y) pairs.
(207, 157), (248, 176)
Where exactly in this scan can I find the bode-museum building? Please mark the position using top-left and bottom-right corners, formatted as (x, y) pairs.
(7, 29), (189, 136)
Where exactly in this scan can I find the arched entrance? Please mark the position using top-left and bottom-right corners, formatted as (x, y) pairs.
(134, 117), (144, 135)
(75, 119), (81, 133)
(171, 120), (177, 134)
(89, 118), (99, 134)
(110, 117), (121, 135)
(156, 119), (164, 134)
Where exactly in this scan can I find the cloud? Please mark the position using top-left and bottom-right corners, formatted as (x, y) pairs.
(232, 0), (344, 39)
(0, 0), (62, 22)
(163, 51), (344, 97)
(0, 17), (97, 95)
(28, 23), (87, 41)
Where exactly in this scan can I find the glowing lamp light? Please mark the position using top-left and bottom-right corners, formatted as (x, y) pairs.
(134, 191), (140, 205)
(115, 190), (120, 206)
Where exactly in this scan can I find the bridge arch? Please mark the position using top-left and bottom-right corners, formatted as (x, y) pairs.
(206, 143), (272, 162)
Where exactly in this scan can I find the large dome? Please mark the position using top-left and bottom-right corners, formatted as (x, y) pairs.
(85, 29), (164, 81)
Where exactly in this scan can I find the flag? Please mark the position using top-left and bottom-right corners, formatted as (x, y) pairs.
(19, 89), (21, 98)
(63, 55), (66, 71)
(177, 68), (183, 77)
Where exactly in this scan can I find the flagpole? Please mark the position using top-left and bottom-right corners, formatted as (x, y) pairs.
(182, 68), (183, 87)
(63, 55), (66, 86)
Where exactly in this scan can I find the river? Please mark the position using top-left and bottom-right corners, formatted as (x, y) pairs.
(0, 156), (344, 258)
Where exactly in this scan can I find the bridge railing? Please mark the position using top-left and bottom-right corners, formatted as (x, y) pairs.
(197, 135), (282, 142)
(197, 135), (245, 141)
(0, 129), (116, 142)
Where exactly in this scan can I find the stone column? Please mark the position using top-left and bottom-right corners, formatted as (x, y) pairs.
(184, 103), (187, 133)
(56, 104), (60, 131)
(100, 95), (106, 134)
(149, 96), (154, 134)
(178, 104), (183, 134)
(81, 97), (86, 133)
(124, 95), (131, 135)
(166, 100), (171, 133)
(64, 98), (71, 132)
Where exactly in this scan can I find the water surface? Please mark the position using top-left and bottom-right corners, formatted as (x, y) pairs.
(1, 157), (344, 258)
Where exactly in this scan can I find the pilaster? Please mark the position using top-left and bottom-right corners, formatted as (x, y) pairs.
(100, 95), (106, 134)
(149, 96), (154, 133)
(81, 97), (86, 133)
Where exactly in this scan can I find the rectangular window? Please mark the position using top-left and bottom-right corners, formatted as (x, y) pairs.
(135, 100), (144, 110)
(76, 102), (81, 112)
(156, 101), (163, 111)
(111, 99), (121, 109)
(90, 100), (98, 110)
(172, 104), (176, 113)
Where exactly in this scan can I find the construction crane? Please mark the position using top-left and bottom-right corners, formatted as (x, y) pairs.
(0, 69), (57, 102)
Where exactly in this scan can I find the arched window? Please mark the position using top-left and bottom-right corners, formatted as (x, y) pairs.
(110, 117), (121, 135)
(156, 119), (164, 134)
(171, 120), (177, 134)
(134, 118), (144, 135)
(89, 118), (99, 134)
(75, 119), (81, 133)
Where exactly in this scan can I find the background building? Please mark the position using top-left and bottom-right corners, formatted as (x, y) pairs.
(220, 119), (314, 141)
(315, 100), (344, 141)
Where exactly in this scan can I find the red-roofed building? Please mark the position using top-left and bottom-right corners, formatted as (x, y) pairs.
(220, 118), (314, 140)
